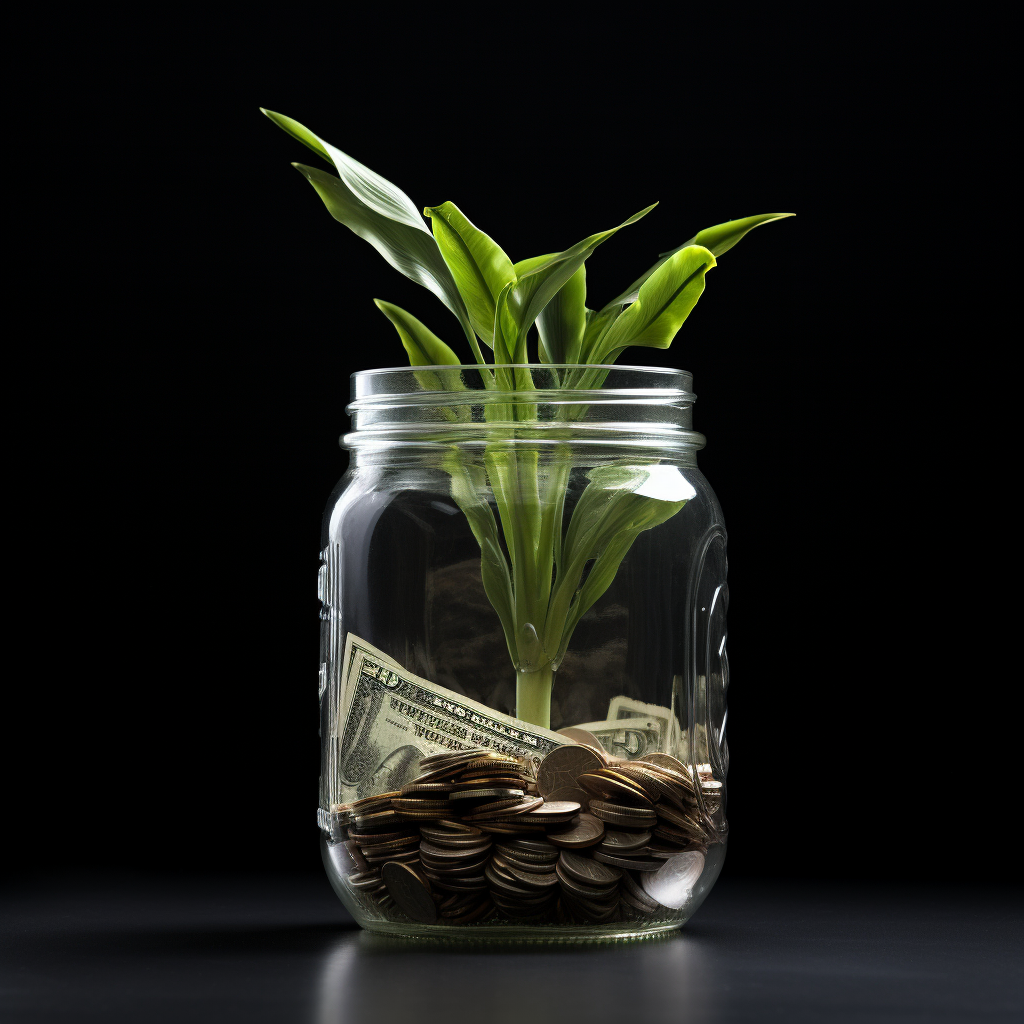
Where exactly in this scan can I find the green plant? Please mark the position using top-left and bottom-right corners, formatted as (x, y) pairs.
(264, 108), (792, 728)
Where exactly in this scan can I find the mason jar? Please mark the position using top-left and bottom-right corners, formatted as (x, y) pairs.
(318, 365), (729, 939)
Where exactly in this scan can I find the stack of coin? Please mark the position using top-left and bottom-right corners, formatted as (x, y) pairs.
(619, 869), (663, 918)
(629, 754), (713, 857)
(417, 821), (494, 923)
(486, 837), (561, 918)
(338, 792), (423, 908)
(555, 849), (622, 923)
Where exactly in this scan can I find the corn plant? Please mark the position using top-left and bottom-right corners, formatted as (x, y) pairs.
(264, 109), (791, 728)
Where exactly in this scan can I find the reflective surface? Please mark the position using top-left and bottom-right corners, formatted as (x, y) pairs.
(4, 873), (1021, 1023)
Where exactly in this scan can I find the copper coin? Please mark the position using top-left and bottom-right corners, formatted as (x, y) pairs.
(380, 861), (437, 923)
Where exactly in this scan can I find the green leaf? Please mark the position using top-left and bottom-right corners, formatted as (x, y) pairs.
(423, 202), (515, 348)
(599, 212), (793, 314)
(544, 465), (693, 659)
(373, 299), (461, 365)
(260, 108), (332, 164)
(537, 266), (587, 364)
(263, 110), (484, 363)
(374, 300), (467, 421)
(664, 212), (794, 259)
(445, 457), (517, 662)
(578, 305), (621, 364)
(589, 246), (715, 362)
(505, 205), (657, 360)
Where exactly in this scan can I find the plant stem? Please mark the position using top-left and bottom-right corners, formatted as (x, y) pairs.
(516, 664), (555, 729)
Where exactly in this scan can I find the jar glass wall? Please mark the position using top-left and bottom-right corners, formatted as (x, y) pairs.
(318, 366), (729, 939)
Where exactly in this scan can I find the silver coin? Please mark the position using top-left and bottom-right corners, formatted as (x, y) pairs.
(538, 745), (606, 798)
(641, 850), (705, 909)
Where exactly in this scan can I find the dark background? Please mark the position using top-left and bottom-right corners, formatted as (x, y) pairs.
(14, 12), (1008, 886)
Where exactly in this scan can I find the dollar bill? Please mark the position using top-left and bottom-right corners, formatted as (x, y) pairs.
(328, 634), (570, 806)
(607, 694), (682, 755)
(568, 717), (666, 760)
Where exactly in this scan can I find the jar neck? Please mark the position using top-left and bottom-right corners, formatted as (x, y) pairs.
(343, 365), (705, 459)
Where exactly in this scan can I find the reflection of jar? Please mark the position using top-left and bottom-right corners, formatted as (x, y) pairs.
(318, 366), (729, 938)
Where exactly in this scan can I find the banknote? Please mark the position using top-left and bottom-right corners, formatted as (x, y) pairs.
(327, 634), (570, 806)
(568, 717), (666, 760)
(607, 694), (682, 755)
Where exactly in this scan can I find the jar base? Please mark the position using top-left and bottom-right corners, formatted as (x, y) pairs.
(357, 919), (688, 943)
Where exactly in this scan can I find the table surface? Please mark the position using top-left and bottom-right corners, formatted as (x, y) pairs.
(3, 872), (1021, 1023)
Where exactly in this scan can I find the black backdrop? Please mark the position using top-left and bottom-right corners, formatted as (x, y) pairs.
(16, 12), (1006, 885)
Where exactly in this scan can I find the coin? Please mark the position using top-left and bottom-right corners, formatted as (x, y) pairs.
(381, 861), (438, 923)
(496, 838), (559, 856)
(554, 861), (619, 899)
(546, 812), (605, 849)
(621, 889), (659, 915)
(448, 788), (525, 801)
(459, 797), (525, 815)
(592, 850), (664, 872)
(476, 822), (546, 834)
(543, 785), (590, 809)
(497, 852), (561, 874)
(400, 781), (456, 795)
(363, 848), (422, 864)
(557, 850), (623, 887)
(419, 855), (491, 876)
(350, 791), (400, 810)
(641, 850), (705, 910)
(589, 804), (658, 828)
(598, 829), (651, 852)
(635, 752), (688, 774)
(464, 757), (525, 772)
(391, 798), (452, 811)
(419, 822), (483, 839)
(555, 728), (608, 756)
(461, 796), (544, 821)
(656, 802), (708, 837)
(419, 839), (492, 860)
(354, 834), (420, 853)
(577, 770), (653, 805)
(621, 870), (661, 910)
(610, 764), (669, 801)
(537, 745), (605, 798)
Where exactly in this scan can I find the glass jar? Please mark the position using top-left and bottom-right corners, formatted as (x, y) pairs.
(318, 365), (729, 940)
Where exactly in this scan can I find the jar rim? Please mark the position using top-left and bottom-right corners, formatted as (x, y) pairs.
(352, 363), (687, 378)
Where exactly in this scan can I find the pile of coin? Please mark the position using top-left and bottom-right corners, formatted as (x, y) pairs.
(331, 745), (720, 927)
(487, 837), (561, 918)
(417, 821), (493, 923)
(341, 791), (424, 910)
